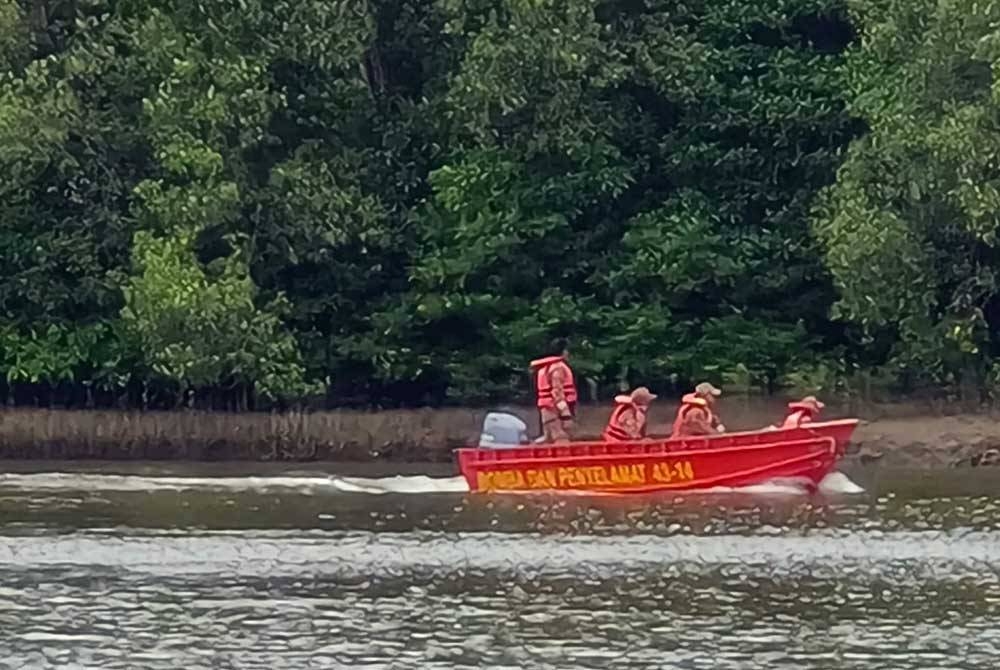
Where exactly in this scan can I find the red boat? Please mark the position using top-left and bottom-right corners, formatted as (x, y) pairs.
(456, 417), (859, 494)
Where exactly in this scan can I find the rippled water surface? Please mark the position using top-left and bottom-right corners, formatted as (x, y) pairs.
(1, 463), (1000, 669)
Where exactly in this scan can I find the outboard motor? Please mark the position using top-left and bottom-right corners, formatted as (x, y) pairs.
(478, 412), (529, 448)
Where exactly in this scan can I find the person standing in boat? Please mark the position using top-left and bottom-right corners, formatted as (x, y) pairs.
(530, 338), (577, 443)
(778, 396), (825, 428)
(602, 387), (657, 442)
(671, 382), (725, 438)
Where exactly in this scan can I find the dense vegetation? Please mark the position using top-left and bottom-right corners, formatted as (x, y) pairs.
(0, 0), (997, 409)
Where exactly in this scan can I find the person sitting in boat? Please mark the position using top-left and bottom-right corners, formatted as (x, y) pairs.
(602, 387), (657, 442)
(671, 382), (725, 438)
(530, 338), (577, 444)
(778, 396), (825, 428)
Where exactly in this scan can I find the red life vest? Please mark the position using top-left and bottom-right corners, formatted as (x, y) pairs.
(531, 356), (578, 410)
(671, 393), (714, 437)
(780, 404), (818, 429)
(602, 397), (647, 442)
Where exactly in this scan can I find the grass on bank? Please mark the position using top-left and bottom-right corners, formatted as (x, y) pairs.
(0, 390), (991, 462)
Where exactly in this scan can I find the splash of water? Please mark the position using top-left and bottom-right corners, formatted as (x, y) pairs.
(817, 471), (866, 495)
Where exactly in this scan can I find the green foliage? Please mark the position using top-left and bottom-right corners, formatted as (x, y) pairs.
(0, 322), (125, 386)
(813, 0), (1000, 388)
(0, 0), (26, 70)
(121, 231), (314, 399)
(3, 0), (989, 409)
(442, 0), (628, 154)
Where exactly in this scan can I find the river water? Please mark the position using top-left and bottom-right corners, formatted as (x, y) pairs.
(1, 463), (999, 669)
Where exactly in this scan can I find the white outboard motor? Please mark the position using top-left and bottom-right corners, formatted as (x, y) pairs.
(478, 412), (529, 448)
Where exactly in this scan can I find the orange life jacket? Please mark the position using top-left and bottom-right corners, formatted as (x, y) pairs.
(671, 393), (715, 437)
(780, 404), (818, 429)
(602, 397), (647, 442)
(531, 356), (578, 410)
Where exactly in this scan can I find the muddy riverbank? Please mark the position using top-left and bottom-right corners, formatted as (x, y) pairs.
(0, 399), (998, 468)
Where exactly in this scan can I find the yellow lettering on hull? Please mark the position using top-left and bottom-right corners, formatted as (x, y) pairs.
(476, 469), (526, 491)
(651, 460), (695, 484)
(475, 460), (696, 492)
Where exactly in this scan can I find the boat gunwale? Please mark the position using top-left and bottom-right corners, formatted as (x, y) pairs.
(455, 420), (857, 465)
(457, 436), (837, 466)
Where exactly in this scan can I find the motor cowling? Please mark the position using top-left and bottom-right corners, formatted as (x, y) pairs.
(478, 412), (529, 448)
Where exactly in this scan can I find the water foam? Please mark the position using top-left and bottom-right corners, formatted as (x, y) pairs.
(817, 471), (867, 495)
(330, 475), (469, 495)
(0, 470), (864, 496)
(0, 473), (340, 493)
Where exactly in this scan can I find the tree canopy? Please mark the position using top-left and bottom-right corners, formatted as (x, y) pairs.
(0, 0), (992, 409)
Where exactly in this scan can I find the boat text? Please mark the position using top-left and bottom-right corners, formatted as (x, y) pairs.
(475, 460), (696, 492)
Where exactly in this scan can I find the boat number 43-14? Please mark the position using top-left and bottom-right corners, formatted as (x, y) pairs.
(650, 460), (695, 483)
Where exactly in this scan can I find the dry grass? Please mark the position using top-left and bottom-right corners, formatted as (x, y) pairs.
(0, 407), (488, 461)
(0, 395), (992, 461)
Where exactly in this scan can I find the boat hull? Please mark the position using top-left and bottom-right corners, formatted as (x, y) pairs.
(456, 419), (858, 494)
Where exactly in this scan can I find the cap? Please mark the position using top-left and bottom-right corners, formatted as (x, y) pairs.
(695, 382), (722, 397)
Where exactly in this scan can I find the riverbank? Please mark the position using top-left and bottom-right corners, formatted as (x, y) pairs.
(0, 399), (998, 468)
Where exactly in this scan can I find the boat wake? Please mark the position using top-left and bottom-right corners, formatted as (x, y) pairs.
(0, 471), (864, 496)
(330, 475), (469, 495)
(0, 473), (342, 493)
